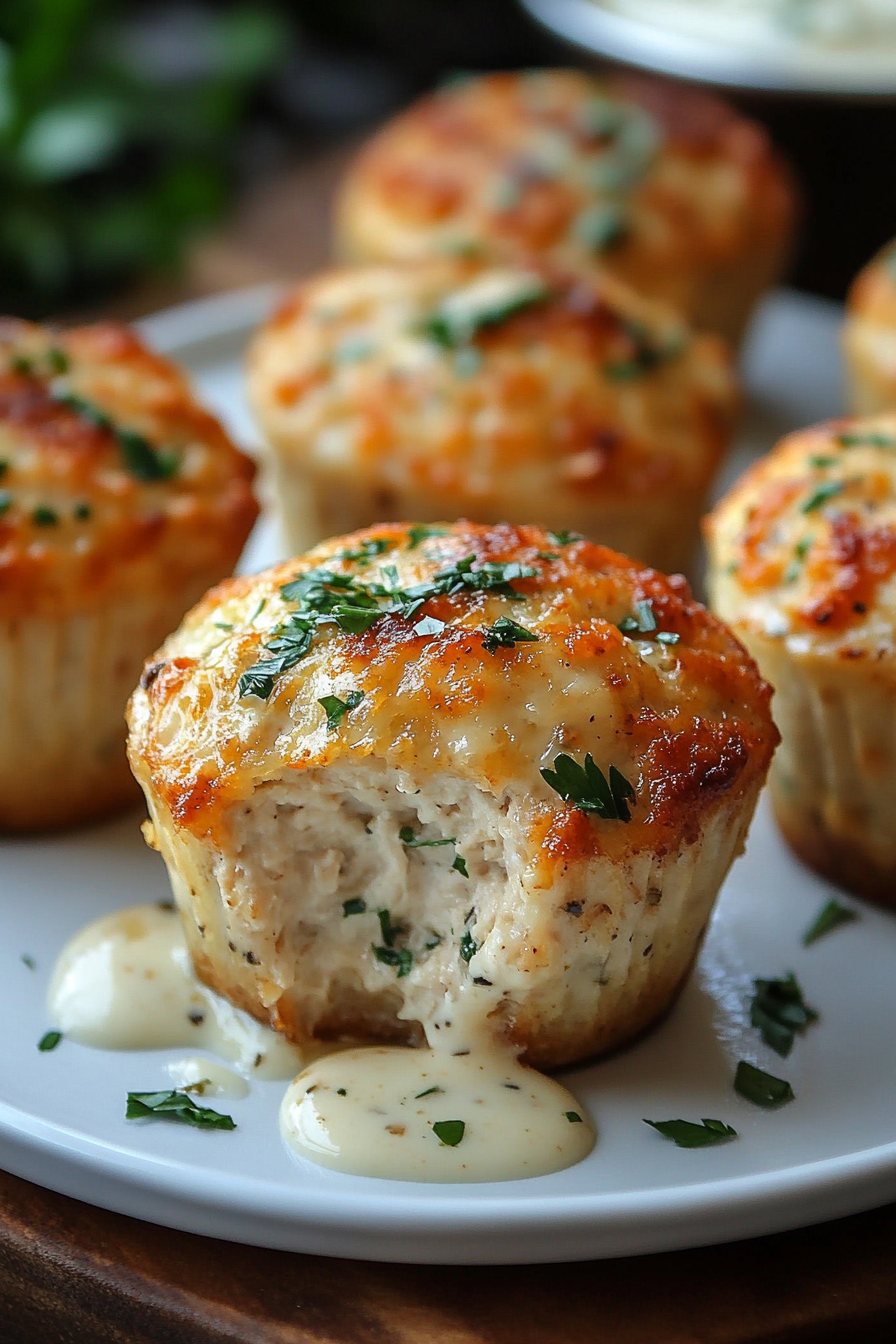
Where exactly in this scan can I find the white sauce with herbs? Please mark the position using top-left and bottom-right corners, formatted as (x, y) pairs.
(280, 1044), (594, 1183)
(47, 904), (303, 1080)
(49, 903), (595, 1182)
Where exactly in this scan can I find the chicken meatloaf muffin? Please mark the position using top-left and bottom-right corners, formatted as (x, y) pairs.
(335, 69), (795, 345)
(127, 521), (777, 1069)
(843, 241), (896, 414)
(706, 415), (896, 903)
(248, 260), (739, 574)
(0, 319), (258, 831)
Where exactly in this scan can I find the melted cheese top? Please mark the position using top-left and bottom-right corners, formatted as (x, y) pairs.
(0, 319), (257, 616)
(127, 521), (776, 867)
(248, 262), (737, 501)
(706, 415), (896, 660)
(337, 70), (793, 303)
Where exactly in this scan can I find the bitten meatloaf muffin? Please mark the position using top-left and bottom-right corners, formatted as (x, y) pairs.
(334, 69), (795, 344)
(706, 415), (896, 904)
(843, 241), (896, 414)
(0, 319), (258, 831)
(247, 260), (738, 574)
(127, 521), (777, 1069)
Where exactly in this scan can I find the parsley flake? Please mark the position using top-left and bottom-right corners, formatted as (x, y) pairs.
(432, 1119), (465, 1146)
(573, 202), (629, 253)
(399, 826), (455, 849)
(541, 753), (635, 821)
(459, 930), (478, 962)
(38, 1030), (61, 1051)
(547, 530), (582, 546)
(56, 393), (179, 482)
(414, 615), (446, 636)
(423, 274), (549, 349)
(565, 1111), (584, 1123)
(838, 431), (896, 449)
(406, 524), (448, 549)
(73, 502), (91, 520)
(750, 973), (818, 1057)
(482, 616), (539, 653)
(802, 898), (859, 946)
(0, 491), (11, 515)
(801, 481), (844, 514)
(734, 1061), (794, 1108)
(336, 537), (392, 564)
(342, 897), (367, 917)
(415, 1086), (443, 1099)
(452, 853), (469, 878)
(373, 945), (414, 977)
(32, 505), (58, 526)
(318, 689), (364, 732)
(644, 1117), (737, 1148)
(618, 599), (657, 634)
(126, 1089), (236, 1130)
(21, 954), (36, 970)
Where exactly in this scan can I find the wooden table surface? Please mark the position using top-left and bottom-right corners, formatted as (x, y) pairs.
(3, 1167), (896, 1344)
(5, 141), (896, 1344)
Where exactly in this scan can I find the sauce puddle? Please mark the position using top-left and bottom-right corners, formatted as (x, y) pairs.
(48, 903), (596, 1182)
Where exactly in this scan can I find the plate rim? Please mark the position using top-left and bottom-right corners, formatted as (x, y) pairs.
(521, 0), (896, 97)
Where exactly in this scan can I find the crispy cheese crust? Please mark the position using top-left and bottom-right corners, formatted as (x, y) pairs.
(0, 319), (258, 830)
(248, 260), (738, 573)
(335, 70), (795, 343)
(128, 521), (776, 1067)
(844, 242), (896, 414)
(706, 416), (896, 901)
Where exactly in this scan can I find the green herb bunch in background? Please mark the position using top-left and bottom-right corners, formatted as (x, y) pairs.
(0, 0), (285, 316)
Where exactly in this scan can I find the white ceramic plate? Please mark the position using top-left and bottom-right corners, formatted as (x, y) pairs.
(7, 287), (895, 1268)
(522, 0), (896, 97)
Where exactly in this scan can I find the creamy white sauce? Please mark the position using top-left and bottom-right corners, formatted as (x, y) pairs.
(166, 1057), (250, 1099)
(47, 904), (303, 1080)
(280, 1044), (594, 1183)
(603, 0), (896, 67)
(50, 903), (596, 1183)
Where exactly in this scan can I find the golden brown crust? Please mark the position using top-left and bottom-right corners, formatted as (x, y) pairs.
(0, 320), (258, 617)
(844, 242), (896, 414)
(335, 70), (796, 341)
(128, 520), (777, 863)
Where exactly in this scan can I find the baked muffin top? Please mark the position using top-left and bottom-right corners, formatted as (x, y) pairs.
(847, 240), (896, 329)
(248, 260), (738, 503)
(335, 69), (793, 308)
(128, 521), (777, 864)
(0, 320), (258, 616)
(706, 415), (896, 659)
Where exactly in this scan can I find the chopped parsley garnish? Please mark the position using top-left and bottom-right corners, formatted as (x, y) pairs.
(337, 537), (392, 564)
(541, 753), (635, 821)
(644, 1117), (737, 1148)
(432, 1119), (465, 1146)
(802, 898), (859, 946)
(459, 930), (478, 962)
(239, 555), (537, 699)
(809, 455), (837, 468)
(47, 347), (69, 374)
(547, 530), (582, 546)
(32, 505), (58, 526)
(0, 491), (11, 515)
(73, 502), (91, 520)
(38, 1030), (61, 1051)
(0, 460), (7, 478)
(373, 945), (413, 977)
(565, 1111), (584, 1123)
(400, 826), (455, 849)
(605, 321), (683, 381)
(734, 1061), (794, 1108)
(838, 431), (896, 449)
(318, 689), (364, 732)
(55, 393), (178, 482)
(21, 954), (36, 970)
(126, 1089), (236, 1130)
(422, 273), (549, 349)
(481, 616), (539, 653)
(406, 524), (448, 549)
(618, 599), (657, 633)
(415, 1086), (443, 1099)
(537, 551), (559, 561)
(377, 908), (405, 948)
(750, 973), (818, 1057)
(414, 615), (446, 637)
(617, 599), (679, 645)
(801, 481), (844, 514)
(573, 202), (629, 253)
(452, 853), (469, 878)
(342, 897), (367, 917)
